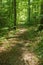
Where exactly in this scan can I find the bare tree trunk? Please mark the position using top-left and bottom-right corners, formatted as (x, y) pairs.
(14, 0), (16, 29)
(27, 0), (30, 25)
(38, 0), (43, 31)
(28, 0), (30, 23)
(29, 0), (30, 23)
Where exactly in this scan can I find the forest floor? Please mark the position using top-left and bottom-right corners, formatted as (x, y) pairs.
(0, 25), (43, 65)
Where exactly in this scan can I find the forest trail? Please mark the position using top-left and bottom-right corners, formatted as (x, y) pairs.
(0, 28), (28, 52)
(0, 27), (39, 65)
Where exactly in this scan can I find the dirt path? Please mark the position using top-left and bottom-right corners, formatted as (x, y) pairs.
(0, 28), (39, 65)
(0, 28), (28, 52)
(21, 46), (39, 65)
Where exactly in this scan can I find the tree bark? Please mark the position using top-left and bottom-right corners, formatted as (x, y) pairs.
(14, 0), (16, 29)
(28, 0), (30, 23)
(39, 1), (43, 31)
(27, 0), (30, 25)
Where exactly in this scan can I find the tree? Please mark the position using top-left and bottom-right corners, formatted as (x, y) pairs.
(38, 0), (43, 31)
(29, 0), (30, 22)
(28, 0), (30, 24)
(13, 0), (16, 29)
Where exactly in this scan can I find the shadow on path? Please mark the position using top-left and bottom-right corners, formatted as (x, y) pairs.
(0, 27), (39, 65)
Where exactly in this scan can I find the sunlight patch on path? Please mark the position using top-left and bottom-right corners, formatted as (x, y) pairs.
(22, 50), (39, 65)
(15, 28), (28, 35)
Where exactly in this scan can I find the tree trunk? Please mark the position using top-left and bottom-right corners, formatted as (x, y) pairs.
(14, 0), (16, 29)
(29, 0), (30, 22)
(27, 0), (30, 25)
(39, 1), (43, 31)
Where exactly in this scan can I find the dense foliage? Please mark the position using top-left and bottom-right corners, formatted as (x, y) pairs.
(0, 0), (41, 28)
(0, 0), (43, 65)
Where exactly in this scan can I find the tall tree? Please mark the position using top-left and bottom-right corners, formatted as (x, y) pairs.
(27, 0), (30, 25)
(14, 0), (16, 29)
(29, 0), (30, 23)
(38, 0), (43, 31)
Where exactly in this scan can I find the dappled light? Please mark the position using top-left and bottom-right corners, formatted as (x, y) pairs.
(0, 0), (43, 65)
